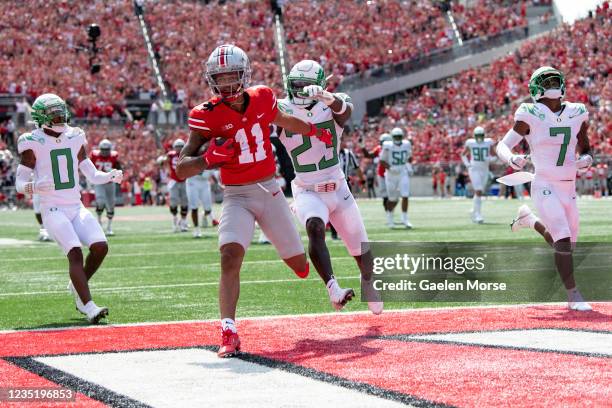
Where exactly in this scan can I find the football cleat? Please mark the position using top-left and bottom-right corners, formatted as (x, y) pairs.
(38, 228), (51, 241)
(83, 301), (108, 324)
(511, 205), (534, 232)
(362, 277), (384, 315)
(180, 219), (189, 232)
(404, 220), (413, 229)
(327, 280), (355, 311)
(67, 281), (85, 313)
(568, 289), (592, 311)
(212, 218), (220, 226)
(218, 329), (241, 358)
(106, 227), (114, 236)
(193, 227), (202, 238)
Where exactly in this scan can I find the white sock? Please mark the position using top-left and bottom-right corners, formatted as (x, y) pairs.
(221, 318), (237, 333)
(527, 213), (538, 228)
(83, 300), (96, 313)
(107, 218), (113, 229)
(386, 211), (394, 224)
(401, 212), (407, 223)
(173, 215), (178, 224)
(474, 196), (482, 215)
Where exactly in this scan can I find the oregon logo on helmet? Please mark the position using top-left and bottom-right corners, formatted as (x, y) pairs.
(31, 93), (70, 128)
(287, 60), (326, 106)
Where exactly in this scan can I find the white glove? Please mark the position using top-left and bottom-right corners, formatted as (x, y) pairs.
(109, 169), (123, 184)
(26, 178), (55, 195)
(576, 154), (593, 170)
(302, 85), (335, 106)
(509, 154), (528, 171)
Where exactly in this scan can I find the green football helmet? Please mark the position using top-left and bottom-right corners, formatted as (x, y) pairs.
(286, 60), (326, 106)
(528, 66), (565, 103)
(474, 126), (485, 141)
(31, 93), (70, 128)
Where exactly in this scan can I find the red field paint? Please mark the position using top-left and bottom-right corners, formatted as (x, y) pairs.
(1, 304), (610, 408)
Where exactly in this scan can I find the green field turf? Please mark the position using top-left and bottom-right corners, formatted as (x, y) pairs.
(1, 197), (610, 330)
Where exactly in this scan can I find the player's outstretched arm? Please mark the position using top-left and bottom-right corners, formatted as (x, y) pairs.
(496, 121), (529, 170)
(175, 130), (209, 179)
(78, 146), (123, 185)
(272, 110), (333, 145)
(576, 122), (592, 169)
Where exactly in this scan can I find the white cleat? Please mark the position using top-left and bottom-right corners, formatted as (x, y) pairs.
(327, 280), (355, 311)
(475, 214), (484, 224)
(568, 289), (592, 311)
(106, 227), (114, 236)
(193, 227), (202, 238)
(404, 220), (413, 229)
(180, 219), (189, 232)
(83, 301), (109, 324)
(38, 228), (51, 241)
(67, 281), (85, 314)
(569, 301), (593, 312)
(511, 205), (534, 232)
(362, 277), (384, 315)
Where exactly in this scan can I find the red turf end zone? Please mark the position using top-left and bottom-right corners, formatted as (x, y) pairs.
(0, 304), (610, 408)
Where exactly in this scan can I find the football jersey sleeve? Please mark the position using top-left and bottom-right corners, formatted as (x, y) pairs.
(17, 133), (37, 154)
(74, 127), (87, 148)
(568, 102), (589, 125)
(188, 106), (212, 135)
(255, 86), (278, 122)
(514, 103), (537, 127)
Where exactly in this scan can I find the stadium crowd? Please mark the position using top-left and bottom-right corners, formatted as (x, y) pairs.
(144, 0), (281, 107)
(0, 0), (156, 119)
(451, 0), (528, 41)
(354, 7), (611, 167)
(283, 0), (453, 90)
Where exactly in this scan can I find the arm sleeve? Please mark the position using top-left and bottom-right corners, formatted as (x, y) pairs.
(79, 158), (112, 185)
(496, 129), (524, 164)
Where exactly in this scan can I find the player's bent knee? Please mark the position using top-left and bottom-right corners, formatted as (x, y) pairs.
(89, 241), (108, 258)
(67, 247), (84, 263)
(305, 218), (326, 239)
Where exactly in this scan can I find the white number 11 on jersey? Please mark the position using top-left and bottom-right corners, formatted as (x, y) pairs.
(235, 123), (266, 164)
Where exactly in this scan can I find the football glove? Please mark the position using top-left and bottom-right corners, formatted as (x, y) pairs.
(302, 85), (335, 106)
(204, 139), (235, 167)
(317, 128), (333, 146)
(109, 169), (123, 184)
(25, 178), (55, 195)
(509, 154), (528, 171)
(576, 154), (593, 170)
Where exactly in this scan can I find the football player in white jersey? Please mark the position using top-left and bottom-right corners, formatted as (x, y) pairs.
(187, 169), (216, 238)
(15, 94), (123, 323)
(380, 127), (413, 228)
(277, 60), (382, 314)
(461, 126), (495, 223)
(496, 67), (593, 311)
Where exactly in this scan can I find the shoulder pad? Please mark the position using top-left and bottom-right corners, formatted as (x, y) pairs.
(18, 132), (44, 145)
(277, 99), (294, 114)
(516, 103), (545, 121)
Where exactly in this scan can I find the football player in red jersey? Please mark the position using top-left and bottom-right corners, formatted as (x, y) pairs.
(91, 139), (122, 235)
(176, 44), (333, 358)
(160, 139), (189, 232)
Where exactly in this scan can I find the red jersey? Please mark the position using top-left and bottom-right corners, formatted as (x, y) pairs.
(372, 145), (386, 177)
(90, 150), (119, 172)
(167, 150), (185, 182)
(188, 85), (278, 185)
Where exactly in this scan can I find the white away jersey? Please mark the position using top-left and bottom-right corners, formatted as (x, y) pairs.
(17, 126), (86, 206)
(465, 138), (494, 169)
(380, 140), (412, 175)
(277, 94), (350, 184)
(514, 102), (588, 181)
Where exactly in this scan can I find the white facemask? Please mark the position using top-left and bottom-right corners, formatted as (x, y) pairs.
(43, 124), (67, 133)
(543, 88), (563, 99)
